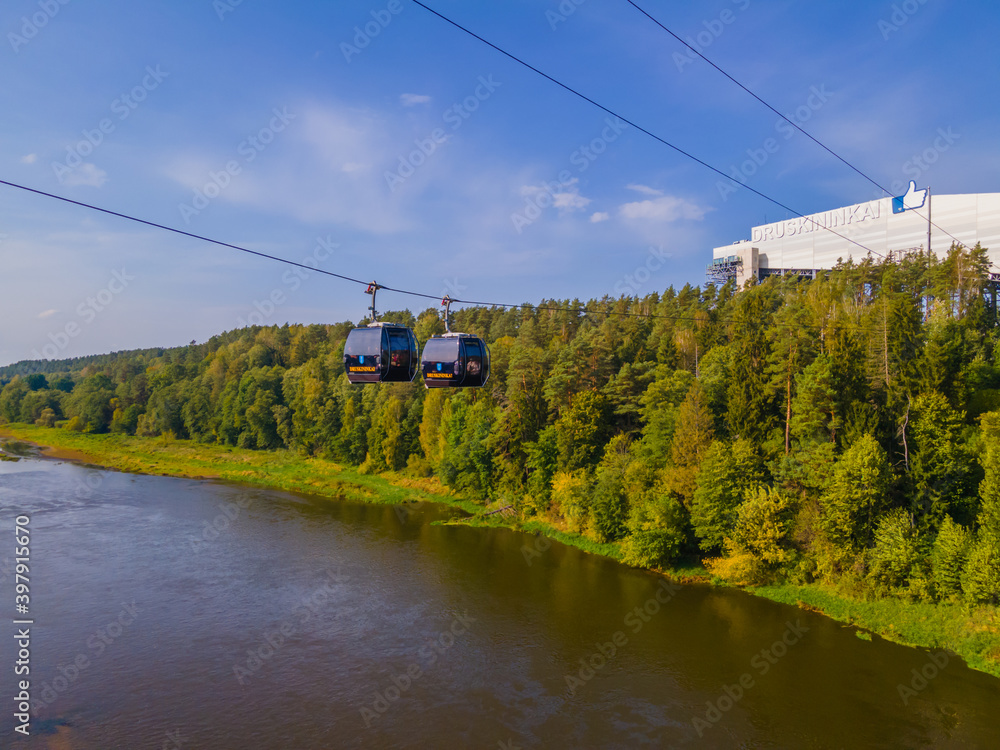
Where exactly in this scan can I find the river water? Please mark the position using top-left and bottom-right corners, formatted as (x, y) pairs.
(0, 455), (997, 749)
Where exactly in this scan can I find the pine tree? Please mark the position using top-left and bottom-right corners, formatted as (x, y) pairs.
(637, 367), (693, 461)
(726, 283), (778, 445)
(909, 391), (975, 528)
(524, 426), (559, 513)
(667, 381), (715, 507)
(962, 535), (1000, 605)
(790, 354), (839, 447)
(670, 381), (714, 467)
(930, 516), (971, 601)
(767, 286), (816, 454)
(554, 390), (612, 471)
(867, 508), (918, 594)
(864, 260), (923, 401)
(691, 438), (764, 553)
(820, 434), (892, 557)
(591, 435), (632, 542)
(978, 443), (1000, 541)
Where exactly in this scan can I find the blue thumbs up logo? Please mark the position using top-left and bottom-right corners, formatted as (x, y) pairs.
(892, 181), (928, 214)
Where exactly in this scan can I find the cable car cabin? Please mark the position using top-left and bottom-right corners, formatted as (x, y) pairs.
(343, 323), (418, 384)
(421, 333), (490, 388)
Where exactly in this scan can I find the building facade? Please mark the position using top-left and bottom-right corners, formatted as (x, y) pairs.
(708, 192), (1000, 287)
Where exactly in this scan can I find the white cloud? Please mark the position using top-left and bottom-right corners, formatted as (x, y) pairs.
(400, 93), (431, 107)
(619, 195), (708, 222)
(590, 212), (610, 223)
(625, 183), (662, 196)
(20, 154), (37, 164)
(519, 177), (590, 214)
(62, 163), (108, 187)
(553, 191), (589, 211)
(37, 309), (58, 319)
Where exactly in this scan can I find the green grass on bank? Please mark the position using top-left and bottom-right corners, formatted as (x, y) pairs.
(3, 423), (998, 680)
(0, 424), (477, 512)
(518, 518), (625, 560)
(752, 582), (1000, 678)
(433, 504), (626, 561)
(440, 509), (715, 582)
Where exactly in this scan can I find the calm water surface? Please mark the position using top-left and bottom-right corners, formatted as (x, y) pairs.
(0, 456), (997, 749)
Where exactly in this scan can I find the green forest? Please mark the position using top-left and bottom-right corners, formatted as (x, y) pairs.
(3, 245), (1000, 607)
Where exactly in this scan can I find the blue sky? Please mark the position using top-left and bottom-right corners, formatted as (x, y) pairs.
(2, 0), (998, 366)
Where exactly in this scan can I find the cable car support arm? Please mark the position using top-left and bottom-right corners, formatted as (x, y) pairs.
(366, 282), (381, 323)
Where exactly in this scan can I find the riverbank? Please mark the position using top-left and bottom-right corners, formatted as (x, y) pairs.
(0, 424), (479, 513)
(752, 583), (1000, 678)
(2, 423), (998, 680)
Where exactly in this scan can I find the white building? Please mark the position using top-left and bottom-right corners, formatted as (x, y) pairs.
(708, 191), (1000, 286)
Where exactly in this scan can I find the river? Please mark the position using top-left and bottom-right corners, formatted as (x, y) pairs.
(0, 455), (997, 748)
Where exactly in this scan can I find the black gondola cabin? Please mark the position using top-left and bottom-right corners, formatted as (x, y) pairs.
(421, 333), (490, 388)
(343, 323), (418, 384)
